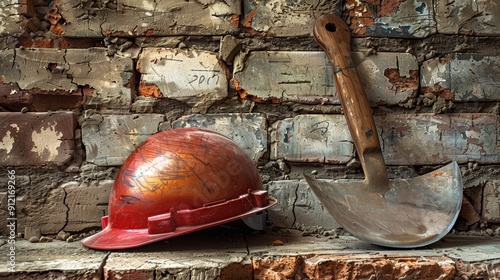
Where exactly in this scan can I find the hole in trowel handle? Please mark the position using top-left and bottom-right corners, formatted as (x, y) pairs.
(325, 22), (336, 32)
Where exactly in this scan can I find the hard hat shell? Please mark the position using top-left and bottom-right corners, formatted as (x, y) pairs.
(82, 128), (276, 250)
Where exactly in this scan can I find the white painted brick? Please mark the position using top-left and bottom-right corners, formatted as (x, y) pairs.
(172, 113), (267, 163)
(435, 0), (500, 35)
(1, 48), (134, 110)
(0, 49), (20, 81)
(11, 48), (75, 91)
(379, 113), (500, 165)
(58, 0), (240, 37)
(482, 181), (500, 223)
(138, 48), (228, 113)
(0, 239), (106, 278)
(63, 181), (113, 232)
(271, 114), (353, 164)
(271, 113), (500, 165)
(242, 0), (339, 36)
(0, 0), (23, 36)
(421, 54), (500, 102)
(81, 113), (165, 166)
(66, 48), (135, 110)
(234, 51), (417, 106)
(267, 180), (341, 230)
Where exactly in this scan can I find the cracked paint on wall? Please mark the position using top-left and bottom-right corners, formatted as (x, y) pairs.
(271, 113), (500, 165)
(0, 48), (134, 110)
(267, 180), (342, 230)
(380, 113), (500, 164)
(57, 0), (240, 37)
(172, 113), (268, 163)
(421, 54), (500, 102)
(242, 0), (340, 36)
(271, 114), (353, 164)
(234, 51), (418, 106)
(81, 113), (165, 166)
(0, 0), (23, 36)
(137, 48), (228, 113)
(435, 0), (500, 35)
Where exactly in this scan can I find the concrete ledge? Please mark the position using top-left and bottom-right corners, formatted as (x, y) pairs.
(1, 228), (499, 279)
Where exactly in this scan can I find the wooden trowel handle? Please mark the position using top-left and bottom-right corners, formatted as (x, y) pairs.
(314, 15), (379, 155)
(314, 15), (387, 181)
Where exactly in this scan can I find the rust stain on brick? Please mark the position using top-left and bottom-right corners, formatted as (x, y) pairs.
(145, 29), (155, 36)
(242, 10), (260, 35)
(244, 10), (257, 28)
(82, 85), (93, 97)
(432, 171), (444, 177)
(384, 69), (419, 93)
(364, 0), (402, 17)
(230, 15), (240, 27)
(233, 77), (246, 97)
(34, 38), (55, 48)
(421, 84), (455, 100)
(57, 38), (100, 49)
(138, 82), (163, 98)
(50, 23), (64, 35)
(234, 78), (281, 104)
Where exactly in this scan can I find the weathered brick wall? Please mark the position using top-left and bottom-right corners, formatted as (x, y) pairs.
(0, 0), (499, 238)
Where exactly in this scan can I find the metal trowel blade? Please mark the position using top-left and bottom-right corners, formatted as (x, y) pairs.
(304, 161), (463, 248)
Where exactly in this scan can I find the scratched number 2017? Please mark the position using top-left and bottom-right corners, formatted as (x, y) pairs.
(188, 74), (220, 86)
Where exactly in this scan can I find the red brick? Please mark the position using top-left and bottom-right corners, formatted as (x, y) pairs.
(31, 90), (83, 111)
(0, 84), (33, 111)
(104, 270), (154, 280)
(303, 255), (455, 280)
(482, 181), (500, 223)
(253, 256), (302, 279)
(0, 112), (75, 166)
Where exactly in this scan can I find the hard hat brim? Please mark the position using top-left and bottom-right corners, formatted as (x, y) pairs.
(81, 197), (277, 250)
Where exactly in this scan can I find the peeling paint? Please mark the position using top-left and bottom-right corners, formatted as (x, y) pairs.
(81, 114), (165, 166)
(346, 0), (435, 38)
(271, 114), (353, 164)
(137, 48), (228, 113)
(421, 54), (500, 102)
(0, 130), (15, 154)
(138, 81), (163, 98)
(172, 113), (267, 163)
(242, 0), (339, 36)
(57, 0), (240, 37)
(421, 84), (455, 100)
(384, 69), (419, 94)
(435, 0), (500, 35)
(31, 123), (63, 161)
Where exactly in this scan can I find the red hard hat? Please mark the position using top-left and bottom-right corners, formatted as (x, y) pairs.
(82, 128), (276, 250)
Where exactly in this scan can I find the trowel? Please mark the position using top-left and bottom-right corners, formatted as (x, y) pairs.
(304, 15), (463, 248)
